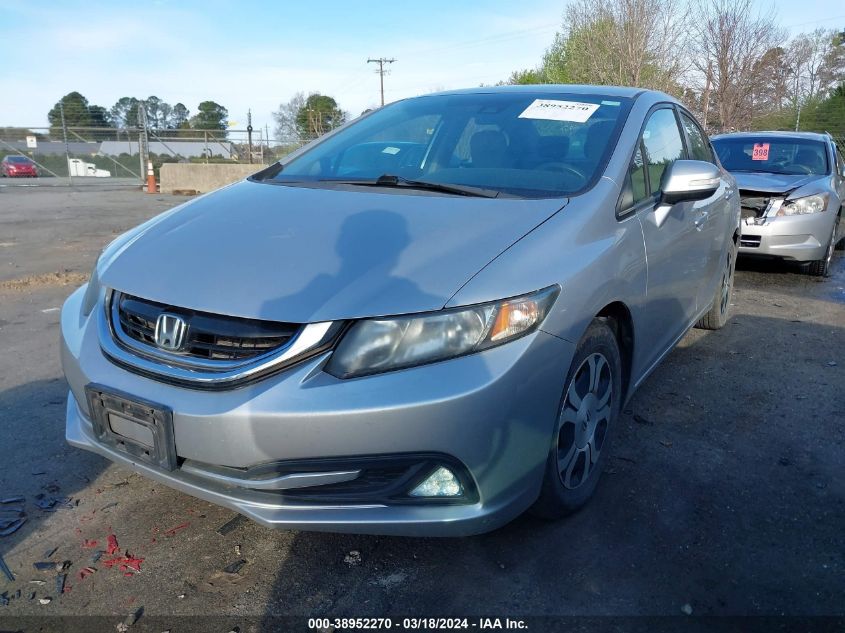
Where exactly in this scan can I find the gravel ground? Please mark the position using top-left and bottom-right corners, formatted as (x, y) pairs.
(0, 187), (843, 631)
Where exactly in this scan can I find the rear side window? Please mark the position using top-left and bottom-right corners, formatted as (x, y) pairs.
(641, 108), (685, 190)
(679, 112), (715, 163)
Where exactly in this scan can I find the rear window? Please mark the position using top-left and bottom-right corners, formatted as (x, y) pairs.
(712, 137), (829, 176)
(263, 92), (633, 198)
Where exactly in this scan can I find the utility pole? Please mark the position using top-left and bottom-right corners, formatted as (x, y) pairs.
(59, 102), (72, 185)
(247, 109), (253, 164)
(367, 57), (396, 107)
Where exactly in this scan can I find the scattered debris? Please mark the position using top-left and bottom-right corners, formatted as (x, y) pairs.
(177, 593), (186, 599)
(103, 555), (144, 573)
(91, 550), (105, 563)
(35, 495), (73, 512)
(0, 496), (24, 504)
(163, 522), (190, 537)
(234, 544), (241, 556)
(56, 573), (67, 595)
(222, 559), (246, 575)
(77, 566), (97, 581)
(117, 605), (144, 631)
(216, 514), (247, 536)
(44, 546), (59, 559)
(681, 603), (693, 615)
(28, 580), (45, 585)
(778, 457), (791, 467)
(370, 571), (408, 589)
(827, 361), (837, 367)
(633, 414), (652, 426)
(0, 592), (8, 607)
(0, 554), (14, 582)
(106, 534), (120, 555)
(28, 591), (35, 601)
(0, 517), (26, 536)
(39, 596), (52, 605)
(100, 502), (119, 511)
(83, 539), (99, 549)
(660, 440), (673, 448)
(344, 550), (362, 566)
(33, 560), (69, 572)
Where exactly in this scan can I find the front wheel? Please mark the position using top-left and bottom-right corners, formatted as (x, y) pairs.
(807, 218), (839, 277)
(695, 242), (736, 330)
(531, 319), (622, 518)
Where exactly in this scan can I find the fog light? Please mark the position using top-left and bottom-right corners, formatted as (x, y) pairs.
(409, 467), (463, 497)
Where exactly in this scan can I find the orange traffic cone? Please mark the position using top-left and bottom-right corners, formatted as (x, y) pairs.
(146, 161), (157, 193)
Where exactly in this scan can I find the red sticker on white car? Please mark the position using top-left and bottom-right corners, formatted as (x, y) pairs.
(752, 143), (770, 161)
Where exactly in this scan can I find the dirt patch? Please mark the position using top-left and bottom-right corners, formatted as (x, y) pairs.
(0, 270), (88, 291)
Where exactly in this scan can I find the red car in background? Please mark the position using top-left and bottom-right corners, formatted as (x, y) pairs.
(1, 155), (38, 177)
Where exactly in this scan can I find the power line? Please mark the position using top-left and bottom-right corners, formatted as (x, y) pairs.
(367, 57), (396, 106)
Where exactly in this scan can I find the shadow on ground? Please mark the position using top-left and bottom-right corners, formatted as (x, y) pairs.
(259, 314), (844, 620)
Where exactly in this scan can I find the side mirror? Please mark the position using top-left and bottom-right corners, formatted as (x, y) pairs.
(661, 160), (721, 205)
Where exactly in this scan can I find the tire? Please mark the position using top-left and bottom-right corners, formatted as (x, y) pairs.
(807, 218), (838, 277)
(531, 318), (622, 519)
(695, 242), (736, 330)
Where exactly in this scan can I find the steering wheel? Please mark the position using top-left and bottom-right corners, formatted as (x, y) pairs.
(536, 162), (586, 181)
(789, 164), (813, 175)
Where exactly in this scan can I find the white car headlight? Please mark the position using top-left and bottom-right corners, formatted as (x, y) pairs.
(326, 286), (559, 378)
(777, 193), (828, 216)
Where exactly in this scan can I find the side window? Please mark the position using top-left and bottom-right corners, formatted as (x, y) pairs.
(630, 145), (648, 202)
(679, 112), (715, 163)
(641, 108), (685, 191)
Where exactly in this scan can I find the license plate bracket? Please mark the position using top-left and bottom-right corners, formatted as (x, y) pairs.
(85, 384), (177, 471)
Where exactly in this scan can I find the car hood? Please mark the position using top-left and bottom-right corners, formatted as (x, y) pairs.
(100, 180), (566, 323)
(732, 172), (823, 195)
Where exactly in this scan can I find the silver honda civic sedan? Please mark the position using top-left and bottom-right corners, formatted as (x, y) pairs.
(61, 86), (740, 536)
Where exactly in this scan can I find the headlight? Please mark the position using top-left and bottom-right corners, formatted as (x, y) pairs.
(326, 286), (559, 378)
(81, 260), (102, 317)
(777, 193), (828, 216)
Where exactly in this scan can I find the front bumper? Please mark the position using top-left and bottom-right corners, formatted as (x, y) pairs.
(738, 210), (836, 261)
(61, 286), (574, 536)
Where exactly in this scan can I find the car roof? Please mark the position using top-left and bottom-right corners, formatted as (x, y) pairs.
(711, 131), (832, 143)
(422, 84), (668, 101)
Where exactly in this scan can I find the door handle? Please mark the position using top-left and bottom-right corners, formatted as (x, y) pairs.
(694, 211), (709, 229)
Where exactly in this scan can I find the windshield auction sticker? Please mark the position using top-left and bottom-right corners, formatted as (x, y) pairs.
(518, 99), (600, 123)
(752, 142), (770, 160)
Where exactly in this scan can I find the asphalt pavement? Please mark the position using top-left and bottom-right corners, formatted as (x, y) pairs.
(0, 187), (842, 631)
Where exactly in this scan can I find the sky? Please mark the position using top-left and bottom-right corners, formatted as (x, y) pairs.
(1, 0), (844, 138)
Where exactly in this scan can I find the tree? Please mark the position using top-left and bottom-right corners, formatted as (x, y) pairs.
(272, 92), (307, 141)
(294, 93), (346, 139)
(110, 97), (141, 128)
(169, 103), (190, 129)
(48, 92), (94, 129)
(540, 0), (689, 94)
(692, 0), (786, 132)
(190, 101), (228, 131)
(503, 68), (549, 85)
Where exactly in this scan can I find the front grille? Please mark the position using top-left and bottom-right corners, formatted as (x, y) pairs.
(116, 293), (300, 361)
(740, 235), (761, 248)
(740, 195), (770, 219)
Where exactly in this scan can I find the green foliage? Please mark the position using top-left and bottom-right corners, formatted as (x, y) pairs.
(47, 92), (111, 130)
(295, 94), (345, 139)
(190, 101), (229, 132)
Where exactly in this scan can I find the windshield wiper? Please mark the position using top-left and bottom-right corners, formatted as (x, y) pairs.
(319, 174), (500, 198)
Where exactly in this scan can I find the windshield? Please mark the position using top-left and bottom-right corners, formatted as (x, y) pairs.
(712, 137), (829, 176)
(6, 156), (32, 164)
(262, 92), (633, 198)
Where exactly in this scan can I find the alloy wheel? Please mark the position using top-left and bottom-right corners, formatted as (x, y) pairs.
(557, 352), (613, 490)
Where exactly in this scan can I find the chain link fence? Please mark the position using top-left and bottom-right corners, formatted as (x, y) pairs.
(0, 124), (308, 186)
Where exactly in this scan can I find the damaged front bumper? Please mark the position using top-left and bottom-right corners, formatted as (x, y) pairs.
(61, 285), (574, 536)
(738, 206), (835, 261)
